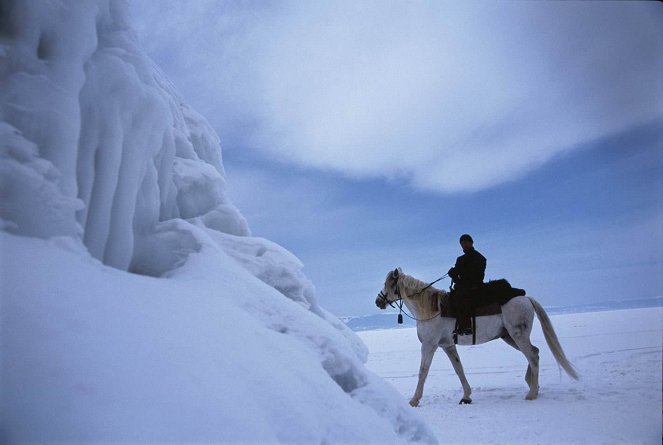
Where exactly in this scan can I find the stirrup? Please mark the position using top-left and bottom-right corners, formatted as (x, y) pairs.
(453, 327), (472, 336)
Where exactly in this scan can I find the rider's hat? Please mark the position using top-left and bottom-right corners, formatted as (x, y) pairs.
(459, 234), (473, 243)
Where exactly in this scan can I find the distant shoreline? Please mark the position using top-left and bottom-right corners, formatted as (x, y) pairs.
(343, 296), (663, 332)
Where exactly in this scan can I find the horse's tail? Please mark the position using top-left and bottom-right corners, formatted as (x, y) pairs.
(529, 297), (579, 380)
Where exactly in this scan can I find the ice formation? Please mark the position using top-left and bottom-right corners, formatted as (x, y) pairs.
(1, 0), (248, 272)
(0, 1), (435, 443)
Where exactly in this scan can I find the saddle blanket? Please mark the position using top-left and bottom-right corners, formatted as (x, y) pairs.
(438, 279), (526, 319)
(439, 301), (502, 318)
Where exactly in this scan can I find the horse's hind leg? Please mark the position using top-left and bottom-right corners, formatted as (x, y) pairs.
(443, 345), (472, 404)
(501, 335), (539, 389)
(504, 315), (540, 400)
(510, 335), (540, 400)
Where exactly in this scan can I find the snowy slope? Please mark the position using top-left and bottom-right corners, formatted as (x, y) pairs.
(1, 232), (434, 443)
(0, 1), (435, 443)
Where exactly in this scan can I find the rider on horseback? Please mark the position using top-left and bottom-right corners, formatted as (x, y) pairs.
(448, 234), (486, 336)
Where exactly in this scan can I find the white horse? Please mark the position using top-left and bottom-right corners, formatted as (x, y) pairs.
(375, 268), (578, 406)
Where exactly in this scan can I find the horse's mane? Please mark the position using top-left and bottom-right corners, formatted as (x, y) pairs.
(399, 273), (448, 319)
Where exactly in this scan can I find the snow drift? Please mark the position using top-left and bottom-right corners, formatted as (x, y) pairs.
(0, 1), (435, 443)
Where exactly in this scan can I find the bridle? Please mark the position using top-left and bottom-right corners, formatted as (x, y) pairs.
(376, 286), (399, 308)
(377, 273), (449, 323)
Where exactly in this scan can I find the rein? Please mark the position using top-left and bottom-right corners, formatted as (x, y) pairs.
(379, 274), (449, 324)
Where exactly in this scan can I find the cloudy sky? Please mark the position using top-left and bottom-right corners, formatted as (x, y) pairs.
(131, 1), (662, 316)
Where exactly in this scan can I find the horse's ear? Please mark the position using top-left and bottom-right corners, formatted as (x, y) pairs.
(393, 268), (400, 278)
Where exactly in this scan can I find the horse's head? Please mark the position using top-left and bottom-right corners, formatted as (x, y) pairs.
(375, 268), (402, 309)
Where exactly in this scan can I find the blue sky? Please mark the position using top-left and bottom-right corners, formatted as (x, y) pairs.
(132, 1), (662, 316)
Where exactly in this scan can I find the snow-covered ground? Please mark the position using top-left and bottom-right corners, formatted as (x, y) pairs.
(359, 307), (663, 444)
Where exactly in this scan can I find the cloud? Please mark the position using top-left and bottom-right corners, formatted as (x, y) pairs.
(132, 1), (663, 194)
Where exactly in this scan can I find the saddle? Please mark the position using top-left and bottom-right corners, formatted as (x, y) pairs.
(439, 300), (502, 318)
(439, 279), (526, 345)
(440, 279), (525, 318)
(439, 298), (502, 320)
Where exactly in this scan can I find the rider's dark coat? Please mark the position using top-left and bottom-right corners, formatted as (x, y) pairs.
(448, 247), (486, 291)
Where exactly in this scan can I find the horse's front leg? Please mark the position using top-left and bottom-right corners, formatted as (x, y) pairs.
(410, 341), (438, 407)
(443, 344), (472, 404)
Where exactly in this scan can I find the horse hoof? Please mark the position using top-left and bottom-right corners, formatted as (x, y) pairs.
(459, 398), (472, 405)
(409, 399), (420, 407)
(525, 394), (537, 401)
